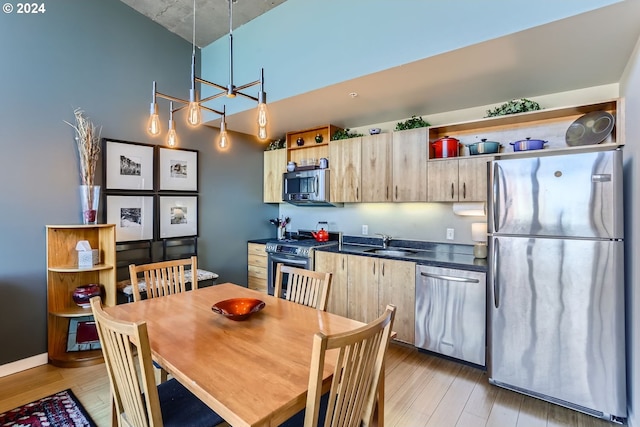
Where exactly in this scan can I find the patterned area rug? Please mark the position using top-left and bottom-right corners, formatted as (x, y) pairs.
(0, 389), (96, 427)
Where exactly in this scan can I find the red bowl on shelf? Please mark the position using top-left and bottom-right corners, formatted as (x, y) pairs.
(212, 298), (266, 321)
(72, 284), (102, 308)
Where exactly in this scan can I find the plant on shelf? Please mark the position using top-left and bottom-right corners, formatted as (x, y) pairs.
(266, 137), (286, 150)
(331, 128), (364, 140)
(65, 108), (102, 223)
(395, 115), (430, 131)
(485, 98), (542, 117)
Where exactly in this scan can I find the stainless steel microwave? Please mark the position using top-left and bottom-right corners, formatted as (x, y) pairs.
(282, 169), (339, 206)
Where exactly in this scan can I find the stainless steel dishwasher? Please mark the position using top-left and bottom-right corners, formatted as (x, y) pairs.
(415, 265), (486, 367)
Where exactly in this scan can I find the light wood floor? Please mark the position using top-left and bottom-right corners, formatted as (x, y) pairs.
(0, 343), (617, 427)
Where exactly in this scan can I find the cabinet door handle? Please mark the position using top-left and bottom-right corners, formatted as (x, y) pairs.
(463, 182), (466, 199)
(356, 187), (359, 201)
(451, 183), (455, 199)
(373, 263), (375, 275)
(386, 186), (389, 200)
(382, 262), (385, 276)
(395, 186), (398, 200)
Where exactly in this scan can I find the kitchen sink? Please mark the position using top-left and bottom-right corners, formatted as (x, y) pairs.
(365, 248), (416, 257)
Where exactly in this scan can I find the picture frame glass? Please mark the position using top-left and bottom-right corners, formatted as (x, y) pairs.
(105, 140), (155, 191)
(159, 196), (198, 238)
(106, 195), (154, 242)
(159, 147), (198, 191)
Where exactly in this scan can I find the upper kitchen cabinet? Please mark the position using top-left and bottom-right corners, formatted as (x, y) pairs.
(330, 137), (362, 202)
(263, 149), (287, 203)
(427, 156), (493, 202)
(361, 133), (392, 202)
(427, 99), (622, 158)
(392, 128), (428, 202)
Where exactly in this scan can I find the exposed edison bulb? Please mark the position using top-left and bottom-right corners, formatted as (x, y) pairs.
(187, 102), (201, 126)
(257, 102), (268, 127)
(258, 126), (267, 141)
(148, 103), (160, 135)
(218, 130), (229, 150)
(167, 128), (178, 147)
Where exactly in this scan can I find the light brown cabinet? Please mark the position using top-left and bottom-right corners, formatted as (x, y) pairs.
(329, 137), (362, 202)
(314, 251), (348, 317)
(427, 156), (493, 202)
(392, 128), (428, 202)
(247, 243), (267, 293)
(263, 150), (287, 203)
(46, 224), (116, 367)
(316, 252), (416, 344)
(361, 133), (392, 202)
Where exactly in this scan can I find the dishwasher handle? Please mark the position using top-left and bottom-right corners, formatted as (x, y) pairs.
(420, 272), (479, 283)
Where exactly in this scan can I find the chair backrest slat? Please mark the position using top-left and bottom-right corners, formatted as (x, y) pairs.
(274, 263), (332, 311)
(304, 304), (396, 427)
(129, 256), (197, 302)
(90, 297), (163, 427)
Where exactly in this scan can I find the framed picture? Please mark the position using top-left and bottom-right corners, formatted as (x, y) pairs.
(159, 195), (198, 238)
(66, 316), (101, 352)
(106, 195), (155, 242)
(104, 139), (155, 191)
(158, 147), (198, 192)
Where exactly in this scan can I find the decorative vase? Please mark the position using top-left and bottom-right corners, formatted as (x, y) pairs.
(296, 137), (304, 146)
(72, 284), (102, 308)
(315, 134), (323, 143)
(79, 185), (100, 224)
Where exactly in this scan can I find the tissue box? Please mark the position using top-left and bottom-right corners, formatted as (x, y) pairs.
(76, 240), (99, 268)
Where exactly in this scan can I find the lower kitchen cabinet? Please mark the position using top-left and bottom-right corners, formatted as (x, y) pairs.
(316, 251), (415, 344)
(315, 251), (348, 317)
(247, 243), (267, 293)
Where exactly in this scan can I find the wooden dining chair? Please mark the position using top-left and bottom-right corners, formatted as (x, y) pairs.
(280, 304), (397, 427)
(128, 256), (198, 382)
(89, 297), (225, 427)
(274, 263), (333, 311)
(129, 256), (198, 303)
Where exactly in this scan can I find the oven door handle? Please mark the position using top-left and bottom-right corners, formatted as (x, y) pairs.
(269, 254), (309, 266)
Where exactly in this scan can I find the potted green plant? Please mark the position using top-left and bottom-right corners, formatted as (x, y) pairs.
(395, 115), (430, 131)
(485, 98), (542, 117)
(331, 128), (364, 140)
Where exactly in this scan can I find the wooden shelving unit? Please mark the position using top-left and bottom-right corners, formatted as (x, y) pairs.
(46, 224), (116, 367)
(286, 124), (342, 165)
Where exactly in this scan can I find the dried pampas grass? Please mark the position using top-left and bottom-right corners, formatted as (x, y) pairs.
(65, 108), (102, 186)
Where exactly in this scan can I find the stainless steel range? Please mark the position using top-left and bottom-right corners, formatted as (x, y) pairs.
(265, 231), (338, 296)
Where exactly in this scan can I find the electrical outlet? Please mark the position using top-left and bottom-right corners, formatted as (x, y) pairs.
(446, 228), (455, 240)
(362, 225), (369, 235)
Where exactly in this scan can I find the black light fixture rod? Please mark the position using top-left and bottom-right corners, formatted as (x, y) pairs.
(234, 79), (260, 92)
(227, 0), (235, 96)
(199, 92), (228, 104)
(235, 92), (259, 102)
(199, 105), (225, 116)
(156, 92), (189, 105)
(195, 77), (227, 92)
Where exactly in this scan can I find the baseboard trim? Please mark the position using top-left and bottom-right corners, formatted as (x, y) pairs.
(0, 353), (48, 378)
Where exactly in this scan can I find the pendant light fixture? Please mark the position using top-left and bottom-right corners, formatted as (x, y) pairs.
(146, 0), (268, 148)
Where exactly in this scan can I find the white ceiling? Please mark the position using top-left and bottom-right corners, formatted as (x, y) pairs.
(119, 0), (287, 48)
(122, 0), (640, 140)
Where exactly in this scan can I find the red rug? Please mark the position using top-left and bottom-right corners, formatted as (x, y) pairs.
(0, 389), (96, 427)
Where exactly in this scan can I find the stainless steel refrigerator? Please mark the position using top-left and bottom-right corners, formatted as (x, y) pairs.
(488, 149), (626, 423)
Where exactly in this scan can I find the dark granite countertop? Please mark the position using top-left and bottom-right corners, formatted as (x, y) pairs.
(317, 236), (488, 272)
(248, 238), (273, 244)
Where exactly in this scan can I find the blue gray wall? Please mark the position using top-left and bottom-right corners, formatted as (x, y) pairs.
(0, 0), (276, 365)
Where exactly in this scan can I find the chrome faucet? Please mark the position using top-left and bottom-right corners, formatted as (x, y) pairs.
(376, 233), (392, 249)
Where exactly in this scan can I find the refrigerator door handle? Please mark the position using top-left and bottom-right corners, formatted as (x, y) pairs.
(493, 238), (500, 308)
(492, 163), (500, 233)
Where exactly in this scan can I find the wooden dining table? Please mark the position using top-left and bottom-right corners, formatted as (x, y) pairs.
(105, 282), (384, 427)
